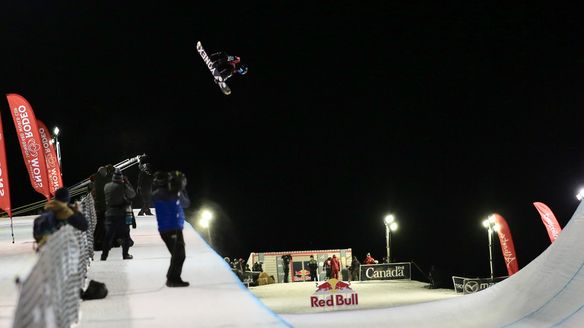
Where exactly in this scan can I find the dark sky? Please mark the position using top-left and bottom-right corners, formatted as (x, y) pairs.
(2, 2), (583, 277)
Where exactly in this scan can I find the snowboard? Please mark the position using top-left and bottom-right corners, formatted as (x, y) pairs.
(196, 41), (231, 95)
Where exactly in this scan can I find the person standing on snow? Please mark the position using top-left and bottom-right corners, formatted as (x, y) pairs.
(136, 162), (154, 216)
(281, 254), (292, 283)
(102, 169), (136, 261)
(152, 170), (191, 287)
(308, 255), (319, 281)
(350, 256), (361, 281)
(331, 255), (341, 280)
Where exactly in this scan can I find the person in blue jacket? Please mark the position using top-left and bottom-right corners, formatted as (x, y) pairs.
(152, 170), (191, 287)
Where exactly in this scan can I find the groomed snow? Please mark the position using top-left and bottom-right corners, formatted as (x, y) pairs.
(3, 200), (584, 327)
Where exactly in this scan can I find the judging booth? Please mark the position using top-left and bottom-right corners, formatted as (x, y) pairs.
(247, 249), (353, 283)
(359, 262), (412, 281)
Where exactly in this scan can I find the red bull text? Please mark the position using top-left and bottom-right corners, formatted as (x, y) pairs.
(310, 279), (359, 308)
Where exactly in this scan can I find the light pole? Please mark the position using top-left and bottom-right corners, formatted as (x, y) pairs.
(384, 214), (398, 263)
(199, 208), (214, 246)
(482, 215), (500, 280)
(52, 126), (62, 171)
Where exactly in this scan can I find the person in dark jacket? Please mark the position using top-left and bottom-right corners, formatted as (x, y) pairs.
(91, 164), (114, 251)
(136, 162), (154, 216)
(152, 170), (191, 287)
(308, 255), (318, 281)
(101, 169), (136, 261)
(36, 187), (89, 248)
(281, 254), (292, 283)
(350, 256), (361, 281)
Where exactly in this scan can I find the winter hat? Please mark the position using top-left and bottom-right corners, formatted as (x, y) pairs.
(55, 187), (70, 203)
(153, 171), (170, 188)
(112, 169), (124, 182)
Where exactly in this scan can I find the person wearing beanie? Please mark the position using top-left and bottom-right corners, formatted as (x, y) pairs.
(35, 187), (89, 248)
(102, 169), (136, 260)
(152, 170), (191, 287)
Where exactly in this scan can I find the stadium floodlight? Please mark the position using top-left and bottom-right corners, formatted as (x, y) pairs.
(577, 189), (584, 201)
(199, 208), (215, 246)
(483, 215), (498, 280)
(384, 214), (398, 263)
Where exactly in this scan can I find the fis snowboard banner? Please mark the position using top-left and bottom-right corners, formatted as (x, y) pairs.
(37, 120), (63, 195)
(533, 202), (562, 243)
(0, 110), (11, 217)
(493, 213), (519, 276)
(7, 94), (51, 200)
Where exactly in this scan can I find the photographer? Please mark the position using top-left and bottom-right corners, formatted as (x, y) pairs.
(152, 170), (191, 287)
(101, 169), (136, 261)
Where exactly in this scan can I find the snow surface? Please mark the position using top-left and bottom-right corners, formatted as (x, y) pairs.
(2, 200), (584, 327)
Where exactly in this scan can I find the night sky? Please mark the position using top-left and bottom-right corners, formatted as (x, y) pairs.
(2, 2), (583, 278)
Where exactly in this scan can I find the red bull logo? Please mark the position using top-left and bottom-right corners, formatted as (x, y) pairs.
(310, 278), (358, 308)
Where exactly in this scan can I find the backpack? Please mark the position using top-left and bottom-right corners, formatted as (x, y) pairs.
(33, 211), (60, 246)
(82, 280), (108, 300)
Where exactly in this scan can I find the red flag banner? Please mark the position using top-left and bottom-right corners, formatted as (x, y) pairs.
(37, 120), (63, 195)
(0, 110), (12, 217)
(6, 94), (51, 200)
(533, 202), (562, 243)
(493, 213), (519, 276)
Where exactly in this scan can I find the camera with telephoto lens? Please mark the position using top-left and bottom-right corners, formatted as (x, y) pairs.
(168, 170), (187, 192)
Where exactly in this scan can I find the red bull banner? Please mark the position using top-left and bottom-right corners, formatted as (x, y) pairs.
(533, 202), (562, 243)
(0, 110), (12, 217)
(493, 213), (519, 276)
(37, 120), (63, 195)
(6, 94), (51, 200)
(311, 278), (358, 308)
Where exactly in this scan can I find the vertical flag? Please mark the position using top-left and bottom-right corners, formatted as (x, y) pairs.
(493, 213), (519, 276)
(533, 202), (562, 243)
(6, 94), (51, 200)
(37, 120), (63, 195)
(0, 110), (11, 217)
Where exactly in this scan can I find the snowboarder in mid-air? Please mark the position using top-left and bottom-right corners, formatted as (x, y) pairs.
(196, 41), (247, 95)
(209, 52), (248, 83)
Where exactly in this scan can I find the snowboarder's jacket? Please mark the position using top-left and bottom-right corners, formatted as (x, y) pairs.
(152, 187), (191, 233)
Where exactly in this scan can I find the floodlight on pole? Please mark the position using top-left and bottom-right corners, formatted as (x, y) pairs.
(483, 215), (497, 280)
(199, 208), (215, 246)
(383, 214), (398, 263)
(52, 126), (62, 172)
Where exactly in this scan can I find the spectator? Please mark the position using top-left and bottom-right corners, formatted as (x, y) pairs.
(331, 254), (341, 280)
(136, 162), (154, 216)
(91, 164), (114, 251)
(308, 255), (318, 281)
(324, 257), (332, 279)
(101, 169), (136, 261)
(34, 187), (88, 248)
(350, 256), (361, 281)
(152, 170), (191, 287)
(363, 252), (377, 265)
(281, 254), (292, 283)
